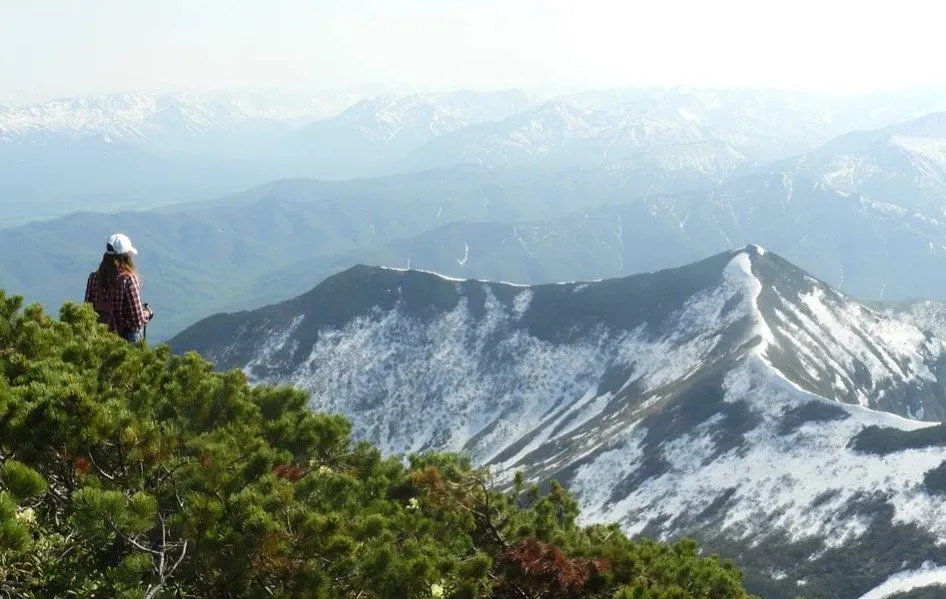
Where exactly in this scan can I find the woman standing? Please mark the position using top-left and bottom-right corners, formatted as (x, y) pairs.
(84, 233), (153, 343)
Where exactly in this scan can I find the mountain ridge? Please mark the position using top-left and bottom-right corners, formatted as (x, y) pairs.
(0, 90), (362, 142)
(9, 85), (946, 226)
(172, 245), (946, 424)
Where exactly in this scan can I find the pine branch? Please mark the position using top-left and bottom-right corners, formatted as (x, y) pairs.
(87, 453), (116, 481)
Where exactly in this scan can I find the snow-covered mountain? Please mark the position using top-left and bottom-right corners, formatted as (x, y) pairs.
(0, 90), (375, 215)
(0, 89), (542, 208)
(563, 87), (839, 157)
(0, 90), (360, 143)
(285, 95), (469, 174)
(9, 85), (946, 224)
(400, 87), (946, 188)
(6, 85), (946, 174)
(400, 99), (755, 179)
(282, 91), (544, 177)
(423, 88), (539, 125)
(171, 247), (946, 598)
(0, 89), (536, 149)
(395, 90), (849, 184)
(779, 111), (946, 219)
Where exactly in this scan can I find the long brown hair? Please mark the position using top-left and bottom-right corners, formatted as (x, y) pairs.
(96, 253), (137, 293)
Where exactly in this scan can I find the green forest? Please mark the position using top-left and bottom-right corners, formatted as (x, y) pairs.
(0, 290), (755, 598)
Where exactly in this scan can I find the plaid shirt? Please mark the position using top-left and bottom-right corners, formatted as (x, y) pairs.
(84, 271), (148, 333)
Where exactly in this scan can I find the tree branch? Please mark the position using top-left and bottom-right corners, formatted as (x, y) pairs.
(170, 540), (188, 575)
(116, 529), (161, 557)
(87, 453), (116, 481)
(138, 515), (188, 599)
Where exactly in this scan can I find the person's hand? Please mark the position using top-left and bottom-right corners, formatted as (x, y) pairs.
(143, 303), (154, 321)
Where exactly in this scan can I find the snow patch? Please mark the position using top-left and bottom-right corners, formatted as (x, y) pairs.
(513, 290), (533, 317)
(797, 287), (938, 389)
(889, 135), (946, 170)
(725, 251), (775, 348)
(858, 562), (946, 599)
(242, 315), (306, 383)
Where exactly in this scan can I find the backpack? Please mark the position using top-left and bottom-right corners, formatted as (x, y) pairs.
(92, 280), (118, 332)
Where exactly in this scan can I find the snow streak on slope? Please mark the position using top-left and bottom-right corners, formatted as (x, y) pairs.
(761, 277), (945, 414)
(889, 135), (946, 170)
(857, 563), (946, 599)
(241, 315), (306, 383)
(882, 299), (946, 343)
(799, 289), (934, 385)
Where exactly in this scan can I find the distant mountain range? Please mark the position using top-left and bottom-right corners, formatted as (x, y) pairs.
(6, 85), (946, 225)
(168, 247), (946, 598)
(778, 111), (946, 219)
(0, 90), (360, 142)
(0, 90), (366, 219)
(285, 168), (946, 304)
(399, 90), (828, 174)
(10, 113), (946, 339)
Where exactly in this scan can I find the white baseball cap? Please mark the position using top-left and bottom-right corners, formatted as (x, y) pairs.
(106, 233), (138, 255)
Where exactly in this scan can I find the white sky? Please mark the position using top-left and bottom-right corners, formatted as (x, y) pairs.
(1, 0), (944, 105)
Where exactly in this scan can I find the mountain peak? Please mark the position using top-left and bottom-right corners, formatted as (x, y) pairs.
(740, 243), (767, 256)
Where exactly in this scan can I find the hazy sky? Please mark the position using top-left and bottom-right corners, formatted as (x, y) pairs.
(1, 0), (944, 104)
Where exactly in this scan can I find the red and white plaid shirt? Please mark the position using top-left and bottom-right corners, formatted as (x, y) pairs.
(84, 271), (148, 333)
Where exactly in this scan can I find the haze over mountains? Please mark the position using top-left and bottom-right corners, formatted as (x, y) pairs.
(4, 85), (946, 226)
